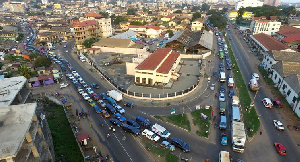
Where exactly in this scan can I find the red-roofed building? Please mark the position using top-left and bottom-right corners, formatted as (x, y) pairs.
(161, 14), (176, 22)
(282, 33), (300, 50)
(251, 33), (289, 52)
(73, 20), (100, 46)
(128, 25), (146, 33)
(135, 48), (181, 86)
(85, 12), (103, 19)
(276, 25), (300, 41)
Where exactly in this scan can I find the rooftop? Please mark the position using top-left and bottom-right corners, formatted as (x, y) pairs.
(0, 76), (27, 107)
(110, 30), (137, 39)
(0, 103), (37, 159)
(277, 25), (300, 37)
(85, 12), (102, 18)
(136, 48), (172, 71)
(156, 52), (180, 74)
(252, 33), (289, 51)
(270, 50), (300, 62)
(73, 20), (98, 28)
(281, 33), (300, 43)
(92, 38), (134, 48)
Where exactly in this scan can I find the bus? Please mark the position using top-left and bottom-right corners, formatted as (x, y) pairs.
(220, 52), (224, 59)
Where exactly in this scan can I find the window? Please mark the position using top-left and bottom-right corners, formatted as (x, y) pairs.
(293, 96), (297, 103)
(287, 90), (291, 96)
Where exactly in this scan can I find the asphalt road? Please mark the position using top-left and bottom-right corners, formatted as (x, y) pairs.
(227, 24), (300, 162)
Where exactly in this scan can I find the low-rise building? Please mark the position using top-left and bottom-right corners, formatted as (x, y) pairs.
(135, 48), (181, 86)
(191, 18), (204, 31)
(161, 14), (175, 22)
(145, 26), (162, 38)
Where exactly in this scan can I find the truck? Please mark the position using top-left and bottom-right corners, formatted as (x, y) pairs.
(219, 101), (226, 115)
(151, 123), (171, 138)
(249, 78), (259, 91)
(107, 90), (123, 102)
(220, 72), (226, 82)
(219, 151), (230, 162)
(232, 96), (240, 106)
(232, 106), (241, 122)
(232, 121), (246, 153)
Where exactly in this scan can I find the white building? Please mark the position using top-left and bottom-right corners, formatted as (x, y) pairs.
(235, 0), (263, 10)
(191, 18), (204, 31)
(98, 18), (113, 38)
(145, 26), (162, 38)
(250, 19), (281, 35)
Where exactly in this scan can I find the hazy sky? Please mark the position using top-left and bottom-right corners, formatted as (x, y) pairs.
(280, 0), (300, 3)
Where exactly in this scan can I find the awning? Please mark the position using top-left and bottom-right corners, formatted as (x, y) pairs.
(29, 77), (38, 82)
(77, 133), (89, 142)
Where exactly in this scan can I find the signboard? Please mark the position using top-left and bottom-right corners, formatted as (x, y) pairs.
(229, 12), (253, 18)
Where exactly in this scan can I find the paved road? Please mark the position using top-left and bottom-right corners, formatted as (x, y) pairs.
(227, 24), (300, 162)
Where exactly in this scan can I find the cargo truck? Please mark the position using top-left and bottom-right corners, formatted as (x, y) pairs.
(232, 121), (246, 153)
(107, 90), (123, 102)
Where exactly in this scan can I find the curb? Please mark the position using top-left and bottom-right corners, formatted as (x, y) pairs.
(150, 115), (190, 133)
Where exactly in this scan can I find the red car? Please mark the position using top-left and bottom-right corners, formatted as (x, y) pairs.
(274, 142), (287, 155)
(91, 93), (100, 100)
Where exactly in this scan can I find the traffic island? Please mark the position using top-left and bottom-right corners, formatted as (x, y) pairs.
(225, 36), (260, 137)
(44, 103), (83, 161)
(141, 139), (178, 162)
(154, 114), (191, 131)
(191, 108), (212, 138)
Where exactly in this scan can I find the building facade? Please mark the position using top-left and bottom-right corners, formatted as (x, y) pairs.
(235, 0), (263, 10)
(250, 19), (281, 35)
(73, 20), (100, 46)
(191, 18), (204, 31)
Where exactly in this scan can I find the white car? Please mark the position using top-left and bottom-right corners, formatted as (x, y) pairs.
(115, 105), (125, 114)
(219, 93), (225, 102)
(82, 82), (88, 88)
(262, 98), (273, 108)
(78, 88), (85, 95)
(65, 50), (68, 53)
(142, 129), (160, 142)
(210, 84), (215, 90)
(67, 74), (74, 80)
(86, 87), (94, 94)
(60, 83), (69, 89)
(82, 93), (90, 100)
(273, 120), (284, 131)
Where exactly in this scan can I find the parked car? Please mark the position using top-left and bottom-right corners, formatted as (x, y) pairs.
(97, 99), (106, 107)
(228, 90), (235, 98)
(161, 141), (175, 151)
(78, 88), (85, 95)
(219, 93), (225, 102)
(220, 86), (225, 93)
(92, 93), (100, 100)
(60, 83), (69, 89)
(124, 102), (134, 108)
(101, 110), (110, 118)
(110, 118), (122, 127)
(273, 120), (284, 131)
(88, 99), (96, 107)
(274, 142), (287, 155)
(262, 98), (273, 108)
(101, 93), (108, 100)
(82, 93), (90, 100)
(86, 87), (94, 94)
(115, 105), (125, 114)
(115, 113), (126, 122)
(127, 119), (140, 128)
(210, 84), (215, 91)
(91, 83), (100, 89)
(93, 105), (101, 113)
(221, 133), (228, 146)
(171, 138), (190, 152)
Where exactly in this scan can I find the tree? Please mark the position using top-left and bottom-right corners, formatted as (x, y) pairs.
(142, 7), (148, 12)
(282, 6), (296, 17)
(191, 6), (200, 12)
(192, 12), (202, 21)
(82, 38), (96, 48)
(208, 12), (227, 30)
(16, 33), (24, 41)
(236, 7), (246, 25)
(221, 8), (228, 14)
(99, 11), (109, 18)
(166, 30), (174, 38)
(174, 10), (182, 14)
(18, 65), (31, 79)
(34, 56), (52, 68)
(201, 3), (210, 12)
(0, 26), (3, 30)
(5, 54), (14, 62)
(112, 16), (128, 25)
(130, 21), (143, 25)
(127, 8), (136, 15)
(29, 52), (38, 60)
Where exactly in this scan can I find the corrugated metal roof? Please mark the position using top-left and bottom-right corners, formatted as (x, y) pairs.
(157, 52), (180, 74)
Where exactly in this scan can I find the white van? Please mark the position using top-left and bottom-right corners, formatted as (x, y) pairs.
(151, 123), (171, 138)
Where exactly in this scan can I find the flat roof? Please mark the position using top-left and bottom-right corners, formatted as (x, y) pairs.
(136, 48), (172, 71)
(0, 76), (27, 107)
(0, 103), (37, 159)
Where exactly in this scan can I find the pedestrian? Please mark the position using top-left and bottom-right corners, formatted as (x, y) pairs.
(76, 109), (78, 116)
(260, 130), (262, 135)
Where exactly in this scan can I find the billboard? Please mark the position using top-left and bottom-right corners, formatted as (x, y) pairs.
(229, 12), (253, 18)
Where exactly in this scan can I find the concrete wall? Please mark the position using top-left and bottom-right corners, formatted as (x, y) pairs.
(98, 47), (148, 55)
(126, 62), (137, 76)
(180, 51), (211, 59)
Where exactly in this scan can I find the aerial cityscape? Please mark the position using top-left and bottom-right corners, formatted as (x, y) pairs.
(0, 0), (299, 162)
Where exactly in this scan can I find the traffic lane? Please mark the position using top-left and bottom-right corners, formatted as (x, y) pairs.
(228, 28), (300, 160)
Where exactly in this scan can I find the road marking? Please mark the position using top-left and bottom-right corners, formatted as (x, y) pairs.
(113, 133), (133, 162)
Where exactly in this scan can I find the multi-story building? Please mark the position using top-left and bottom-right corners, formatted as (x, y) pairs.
(264, 0), (279, 7)
(250, 17), (281, 35)
(235, 0), (263, 10)
(191, 18), (204, 31)
(73, 20), (100, 47)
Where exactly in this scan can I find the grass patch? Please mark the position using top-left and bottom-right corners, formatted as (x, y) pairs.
(142, 139), (178, 162)
(44, 104), (83, 162)
(225, 37), (260, 137)
(191, 108), (212, 138)
(154, 114), (191, 131)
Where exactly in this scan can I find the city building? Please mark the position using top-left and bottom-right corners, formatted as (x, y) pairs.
(191, 18), (204, 31)
(264, 0), (279, 7)
(84, 12), (113, 38)
(0, 103), (54, 162)
(235, 0), (263, 10)
(250, 16), (281, 35)
(275, 25), (300, 42)
(73, 20), (100, 48)
(135, 48), (181, 86)
(145, 26), (162, 38)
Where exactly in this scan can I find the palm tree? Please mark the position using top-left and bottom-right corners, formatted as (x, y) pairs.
(18, 65), (31, 79)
